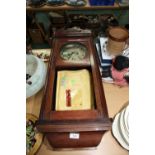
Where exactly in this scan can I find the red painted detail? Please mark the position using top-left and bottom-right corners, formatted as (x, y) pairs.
(66, 89), (71, 107)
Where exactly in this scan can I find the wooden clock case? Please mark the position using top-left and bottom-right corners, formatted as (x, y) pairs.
(36, 28), (112, 149)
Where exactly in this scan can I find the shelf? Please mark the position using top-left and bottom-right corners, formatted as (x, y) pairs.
(26, 2), (128, 12)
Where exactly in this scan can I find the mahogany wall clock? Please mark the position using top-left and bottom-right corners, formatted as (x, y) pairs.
(36, 28), (111, 149)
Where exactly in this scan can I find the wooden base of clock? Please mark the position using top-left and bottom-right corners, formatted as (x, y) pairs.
(46, 131), (105, 149)
(36, 28), (112, 149)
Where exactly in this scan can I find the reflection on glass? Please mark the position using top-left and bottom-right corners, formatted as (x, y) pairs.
(60, 42), (87, 61)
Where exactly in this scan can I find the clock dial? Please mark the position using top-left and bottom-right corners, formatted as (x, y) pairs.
(60, 42), (87, 61)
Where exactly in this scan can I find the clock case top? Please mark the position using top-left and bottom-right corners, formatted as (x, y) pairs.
(36, 29), (111, 146)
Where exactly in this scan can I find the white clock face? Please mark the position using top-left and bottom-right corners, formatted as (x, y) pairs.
(60, 42), (87, 61)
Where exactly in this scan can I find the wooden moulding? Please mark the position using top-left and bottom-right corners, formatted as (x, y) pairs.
(36, 28), (112, 149)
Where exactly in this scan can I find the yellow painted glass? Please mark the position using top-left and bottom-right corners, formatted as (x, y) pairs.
(55, 69), (94, 111)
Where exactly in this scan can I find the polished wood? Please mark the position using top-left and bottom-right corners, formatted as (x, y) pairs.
(46, 131), (105, 148)
(36, 28), (111, 148)
(37, 118), (111, 132)
(26, 78), (129, 154)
